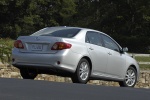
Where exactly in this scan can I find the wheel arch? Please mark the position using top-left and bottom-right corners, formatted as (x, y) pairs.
(129, 64), (137, 73)
(126, 64), (140, 81)
(81, 56), (92, 71)
(122, 64), (138, 80)
(129, 64), (140, 80)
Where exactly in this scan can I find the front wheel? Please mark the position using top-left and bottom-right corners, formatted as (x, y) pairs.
(119, 67), (137, 87)
(20, 68), (38, 79)
(71, 58), (91, 84)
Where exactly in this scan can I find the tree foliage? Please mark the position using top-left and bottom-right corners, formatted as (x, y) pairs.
(0, 0), (76, 38)
(0, 0), (150, 53)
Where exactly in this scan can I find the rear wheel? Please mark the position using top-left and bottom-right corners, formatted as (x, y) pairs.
(20, 68), (38, 79)
(119, 67), (137, 87)
(71, 58), (91, 84)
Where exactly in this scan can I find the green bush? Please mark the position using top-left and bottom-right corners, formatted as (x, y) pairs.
(0, 38), (14, 65)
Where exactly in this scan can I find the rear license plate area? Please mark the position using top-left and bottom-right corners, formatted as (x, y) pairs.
(31, 44), (43, 51)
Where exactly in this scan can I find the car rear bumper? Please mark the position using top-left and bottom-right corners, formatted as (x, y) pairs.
(12, 49), (82, 73)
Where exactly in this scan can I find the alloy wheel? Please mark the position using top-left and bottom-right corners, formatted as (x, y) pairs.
(125, 69), (136, 87)
(79, 62), (89, 81)
(71, 58), (91, 84)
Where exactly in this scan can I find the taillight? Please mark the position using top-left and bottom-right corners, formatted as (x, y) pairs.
(51, 42), (72, 50)
(14, 40), (24, 49)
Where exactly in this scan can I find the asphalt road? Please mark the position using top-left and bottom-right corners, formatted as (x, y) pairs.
(0, 78), (150, 100)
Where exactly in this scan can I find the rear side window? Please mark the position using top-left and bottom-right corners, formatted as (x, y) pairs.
(31, 28), (80, 38)
(85, 31), (103, 46)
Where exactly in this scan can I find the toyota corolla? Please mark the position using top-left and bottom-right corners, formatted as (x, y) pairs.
(12, 26), (140, 87)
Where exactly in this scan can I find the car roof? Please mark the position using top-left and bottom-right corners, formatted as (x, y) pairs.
(47, 26), (106, 35)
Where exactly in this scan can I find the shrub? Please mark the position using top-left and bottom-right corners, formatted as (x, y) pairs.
(0, 38), (14, 65)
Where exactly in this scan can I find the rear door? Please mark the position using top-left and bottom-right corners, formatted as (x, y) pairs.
(85, 31), (108, 75)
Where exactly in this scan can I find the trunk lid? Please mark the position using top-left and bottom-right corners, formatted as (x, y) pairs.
(17, 36), (62, 54)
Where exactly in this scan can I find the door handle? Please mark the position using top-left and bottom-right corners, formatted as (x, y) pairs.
(108, 52), (112, 55)
(89, 47), (94, 50)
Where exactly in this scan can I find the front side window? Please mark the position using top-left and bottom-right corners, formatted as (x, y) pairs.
(85, 31), (103, 46)
(102, 35), (120, 52)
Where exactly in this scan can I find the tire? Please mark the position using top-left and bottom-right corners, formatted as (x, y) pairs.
(71, 58), (91, 84)
(20, 68), (37, 79)
(119, 67), (137, 87)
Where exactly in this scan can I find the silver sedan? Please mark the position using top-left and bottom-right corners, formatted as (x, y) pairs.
(12, 26), (140, 87)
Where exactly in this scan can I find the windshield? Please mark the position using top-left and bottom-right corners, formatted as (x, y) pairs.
(31, 27), (81, 38)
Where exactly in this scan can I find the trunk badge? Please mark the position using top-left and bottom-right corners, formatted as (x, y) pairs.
(36, 37), (40, 41)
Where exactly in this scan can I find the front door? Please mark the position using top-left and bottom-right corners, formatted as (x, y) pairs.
(101, 34), (126, 78)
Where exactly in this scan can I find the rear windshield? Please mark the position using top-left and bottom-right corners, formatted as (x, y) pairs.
(31, 27), (81, 38)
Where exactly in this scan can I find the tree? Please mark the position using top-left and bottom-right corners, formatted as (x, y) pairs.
(0, 0), (76, 38)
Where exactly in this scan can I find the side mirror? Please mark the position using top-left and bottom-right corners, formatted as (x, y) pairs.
(122, 47), (128, 52)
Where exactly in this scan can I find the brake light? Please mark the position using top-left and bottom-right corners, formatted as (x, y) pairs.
(51, 42), (72, 50)
(14, 40), (24, 49)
